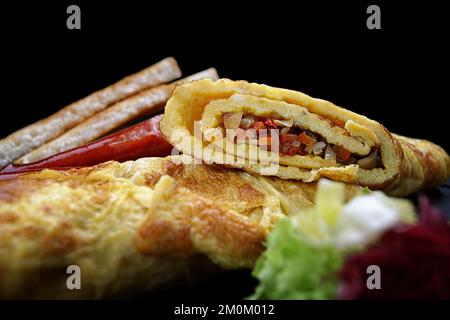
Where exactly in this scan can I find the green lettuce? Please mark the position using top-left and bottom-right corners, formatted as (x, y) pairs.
(249, 218), (343, 300)
(249, 179), (416, 300)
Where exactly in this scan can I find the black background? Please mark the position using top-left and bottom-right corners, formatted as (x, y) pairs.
(0, 0), (449, 304)
(1, 1), (449, 152)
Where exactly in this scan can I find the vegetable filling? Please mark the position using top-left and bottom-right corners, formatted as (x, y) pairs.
(222, 112), (382, 168)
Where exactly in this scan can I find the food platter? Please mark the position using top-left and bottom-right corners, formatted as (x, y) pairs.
(0, 2), (449, 303)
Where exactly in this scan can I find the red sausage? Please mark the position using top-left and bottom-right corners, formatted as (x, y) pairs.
(0, 114), (174, 178)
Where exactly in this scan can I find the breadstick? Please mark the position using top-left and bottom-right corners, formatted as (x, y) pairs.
(0, 57), (181, 167)
(16, 68), (219, 164)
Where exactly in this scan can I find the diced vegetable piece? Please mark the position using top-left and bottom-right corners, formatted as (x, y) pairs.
(305, 145), (313, 154)
(281, 144), (290, 155)
(325, 145), (337, 162)
(273, 119), (294, 128)
(299, 132), (317, 148)
(333, 145), (351, 162)
(252, 121), (267, 131)
(312, 141), (326, 155)
(280, 134), (298, 144)
(357, 151), (380, 169)
(240, 115), (256, 129)
(223, 111), (243, 130)
(264, 119), (278, 128)
(280, 127), (291, 135)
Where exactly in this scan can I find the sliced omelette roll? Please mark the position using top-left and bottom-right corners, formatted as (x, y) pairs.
(0, 155), (362, 299)
(161, 79), (450, 196)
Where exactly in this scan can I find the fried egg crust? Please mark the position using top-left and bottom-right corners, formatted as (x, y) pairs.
(0, 155), (362, 298)
(161, 79), (450, 196)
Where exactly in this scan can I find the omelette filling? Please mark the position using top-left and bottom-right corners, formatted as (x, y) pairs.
(221, 112), (382, 169)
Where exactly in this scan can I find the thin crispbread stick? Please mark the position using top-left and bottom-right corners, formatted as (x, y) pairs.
(0, 57), (181, 167)
(16, 68), (219, 164)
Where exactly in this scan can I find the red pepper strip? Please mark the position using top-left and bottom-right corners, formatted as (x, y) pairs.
(333, 145), (352, 162)
(280, 133), (297, 144)
(298, 132), (316, 148)
(0, 114), (174, 176)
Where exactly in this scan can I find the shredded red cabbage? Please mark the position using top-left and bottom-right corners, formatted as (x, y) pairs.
(338, 197), (450, 299)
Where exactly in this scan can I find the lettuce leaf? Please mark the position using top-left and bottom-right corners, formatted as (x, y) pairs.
(249, 218), (343, 300)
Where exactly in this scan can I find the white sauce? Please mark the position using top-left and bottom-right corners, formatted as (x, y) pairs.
(334, 192), (404, 249)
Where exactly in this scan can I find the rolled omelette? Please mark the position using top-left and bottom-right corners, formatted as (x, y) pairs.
(0, 155), (362, 299)
(161, 79), (450, 196)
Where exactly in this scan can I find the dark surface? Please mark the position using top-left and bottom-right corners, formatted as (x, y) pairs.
(1, 1), (449, 151)
(135, 269), (257, 301)
(0, 1), (449, 301)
